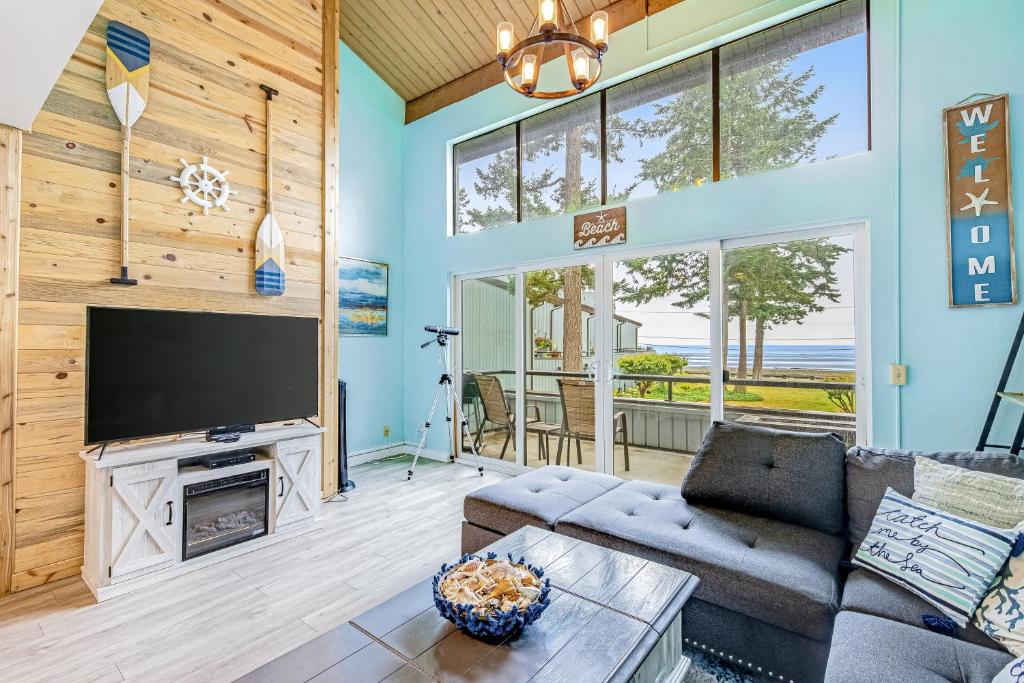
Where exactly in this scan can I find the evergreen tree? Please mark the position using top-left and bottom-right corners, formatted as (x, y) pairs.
(616, 240), (847, 382)
(461, 55), (842, 378)
(634, 58), (838, 189)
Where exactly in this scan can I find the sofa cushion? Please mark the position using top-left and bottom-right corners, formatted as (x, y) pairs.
(976, 552), (1024, 657)
(914, 456), (1024, 528)
(681, 421), (846, 534)
(554, 480), (845, 640)
(463, 466), (624, 535)
(846, 446), (1024, 548)
(824, 611), (1013, 683)
(853, 488), (1015, 627)
(841, 569), (1000, 650)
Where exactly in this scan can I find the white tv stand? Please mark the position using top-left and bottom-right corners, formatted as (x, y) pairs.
(80, 423), (324, 602)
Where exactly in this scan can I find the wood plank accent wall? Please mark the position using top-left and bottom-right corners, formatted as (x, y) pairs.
(9, 0), (336, 594)
(321, 0), (340, 497)
(0, 125), (22, 597)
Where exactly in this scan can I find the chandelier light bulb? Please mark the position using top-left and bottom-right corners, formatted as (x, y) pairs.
(538, 0), (557, 32)
(521, 54), (539, 91)
(572, 48), (590, 87)
(496, 22), (514, 58)
(591, 11), (609, 49)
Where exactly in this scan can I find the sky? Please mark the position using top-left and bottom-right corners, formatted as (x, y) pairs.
(614, 234), (857, 347)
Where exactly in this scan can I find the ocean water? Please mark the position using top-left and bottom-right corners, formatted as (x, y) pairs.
(652, 344), (855, 371)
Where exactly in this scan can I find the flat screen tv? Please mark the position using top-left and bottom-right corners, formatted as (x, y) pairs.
(86, 307), (318, 444)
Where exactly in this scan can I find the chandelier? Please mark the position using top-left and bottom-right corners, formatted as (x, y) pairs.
(496, 0), (609, 99)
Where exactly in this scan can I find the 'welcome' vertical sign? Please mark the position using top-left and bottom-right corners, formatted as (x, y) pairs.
(945, 94), (1016, 307)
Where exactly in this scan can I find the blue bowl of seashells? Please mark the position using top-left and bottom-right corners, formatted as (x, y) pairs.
(432, 551), (551, 640)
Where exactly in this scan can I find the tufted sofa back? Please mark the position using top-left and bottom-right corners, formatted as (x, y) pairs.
(681, 421), (847, 535)
(845, 446), (1024, 548)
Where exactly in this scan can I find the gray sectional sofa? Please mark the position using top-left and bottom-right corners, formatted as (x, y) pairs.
(460, 422), (1024, 682)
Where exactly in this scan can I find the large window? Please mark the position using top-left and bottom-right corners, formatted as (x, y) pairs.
(452, 0), (868, 235)
(720, 1), (868, 177)
(521, 95), (602, 220)
(607, 54), (713, 202)
(454, 124), (517, 234)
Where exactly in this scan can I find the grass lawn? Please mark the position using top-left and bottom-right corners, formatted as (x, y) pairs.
(615, 371), (856, 414)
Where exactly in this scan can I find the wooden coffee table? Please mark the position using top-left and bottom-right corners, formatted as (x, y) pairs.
(238, 526), (699, 682)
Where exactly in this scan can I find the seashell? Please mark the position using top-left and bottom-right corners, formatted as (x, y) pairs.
(518, 585), (540, 600)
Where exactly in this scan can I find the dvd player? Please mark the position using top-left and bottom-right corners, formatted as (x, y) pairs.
(201, 450), (256, 469)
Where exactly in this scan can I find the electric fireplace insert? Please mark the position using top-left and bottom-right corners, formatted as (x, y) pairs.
(182, 469), (269, 561)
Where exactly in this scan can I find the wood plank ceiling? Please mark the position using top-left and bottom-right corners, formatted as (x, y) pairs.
(341, 0), (619, 118)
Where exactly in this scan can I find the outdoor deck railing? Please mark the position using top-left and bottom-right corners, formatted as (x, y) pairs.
(465, 367), (857, 451)
(480, 368), (855, 399)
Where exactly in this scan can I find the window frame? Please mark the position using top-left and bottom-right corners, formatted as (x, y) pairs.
(450, 0), (871, 236)
(451, 122), (519, 235)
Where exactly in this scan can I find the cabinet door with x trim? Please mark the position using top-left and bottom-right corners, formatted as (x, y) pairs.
(108, 460), (179, 580)
(273, 436), (320, 530)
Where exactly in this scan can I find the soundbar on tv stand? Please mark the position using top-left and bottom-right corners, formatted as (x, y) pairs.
(206, 424), (256, 443)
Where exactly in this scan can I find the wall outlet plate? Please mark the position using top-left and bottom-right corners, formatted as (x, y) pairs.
(383, 425), (390, 438)
(890, 364), (908, 386)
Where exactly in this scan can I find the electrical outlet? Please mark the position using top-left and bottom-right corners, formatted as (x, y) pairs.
(889, 364), (908, 386)
(383, 425), (391, 438)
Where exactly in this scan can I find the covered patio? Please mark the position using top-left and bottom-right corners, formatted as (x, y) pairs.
(463, 369), (857, 486)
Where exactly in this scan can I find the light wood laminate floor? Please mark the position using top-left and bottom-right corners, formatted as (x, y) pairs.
(0, 456), (509, 683)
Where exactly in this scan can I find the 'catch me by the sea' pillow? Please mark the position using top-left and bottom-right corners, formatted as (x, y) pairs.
(854, 488), (1016, 627)
(993, 656), (1024, 683)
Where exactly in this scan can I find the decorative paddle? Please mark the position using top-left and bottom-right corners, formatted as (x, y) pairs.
(255, 84), (285, 296)
(105, 20), (150, 286)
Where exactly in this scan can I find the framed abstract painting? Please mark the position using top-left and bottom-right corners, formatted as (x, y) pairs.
(338, 257), (388, 336)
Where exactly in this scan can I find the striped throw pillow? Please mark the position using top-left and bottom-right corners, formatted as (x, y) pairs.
(993, 656), (1024, 683)
(914, 456), (1024, 529)
(854, 488), (1016, 627)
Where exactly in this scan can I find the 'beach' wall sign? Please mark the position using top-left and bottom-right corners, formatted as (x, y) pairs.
(945, 94), (1016, 307)
(574, 207), (626, 250)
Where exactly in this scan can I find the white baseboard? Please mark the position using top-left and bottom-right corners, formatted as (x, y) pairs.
(347, 443), (406, 466)
(347, 441), (452, 466)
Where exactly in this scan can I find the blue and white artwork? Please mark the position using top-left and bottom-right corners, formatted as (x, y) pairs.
(338, 257), (388, 336)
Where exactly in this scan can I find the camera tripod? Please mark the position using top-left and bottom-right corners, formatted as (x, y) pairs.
(407, 328), (484, 480)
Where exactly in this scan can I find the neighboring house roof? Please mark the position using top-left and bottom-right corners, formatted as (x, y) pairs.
(477, 276), (642, 327)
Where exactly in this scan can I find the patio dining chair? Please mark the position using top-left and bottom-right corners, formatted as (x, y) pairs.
(473, 374), (559, 460)
(556, 378), (630, 471)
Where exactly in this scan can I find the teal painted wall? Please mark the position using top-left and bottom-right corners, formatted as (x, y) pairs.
(339, 42), (405, 455)
(334, 0), (1023, 455)
(400, 0), (901, 453)
(896, 0), (1024, 450)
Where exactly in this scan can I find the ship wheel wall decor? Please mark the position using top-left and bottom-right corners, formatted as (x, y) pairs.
(171, 157), (237, 215)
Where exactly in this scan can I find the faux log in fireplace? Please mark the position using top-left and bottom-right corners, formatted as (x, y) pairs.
(182, 469), (269, 561)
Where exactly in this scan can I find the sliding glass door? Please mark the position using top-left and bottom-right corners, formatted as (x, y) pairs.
(522, 263), (600, 471)
(609, 247), (718, 485)
(720, 233), (861, 446)
(454, 225), (867, 475)
(458, 273), (519, 464)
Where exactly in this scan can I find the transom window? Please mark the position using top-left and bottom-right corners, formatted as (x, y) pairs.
(452, 0), (868, 236)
